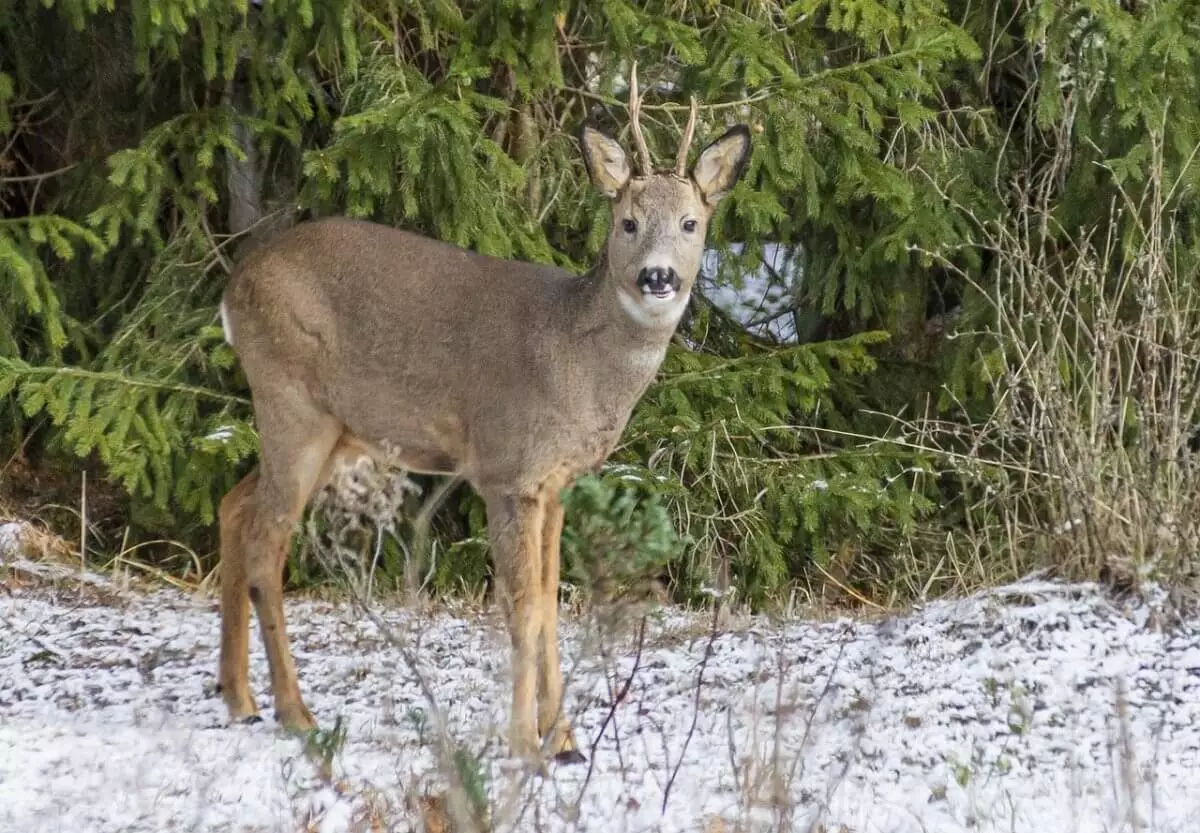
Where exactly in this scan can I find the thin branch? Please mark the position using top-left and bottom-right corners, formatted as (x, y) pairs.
(579, 615), (647, 798)
(0, 163), (77, 185)
(661, 601), (721, 813)
(567, 85), (770, 114)
(0, 362), (251, 407)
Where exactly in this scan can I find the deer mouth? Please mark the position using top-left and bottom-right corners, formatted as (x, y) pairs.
(636, 266), (682, 301)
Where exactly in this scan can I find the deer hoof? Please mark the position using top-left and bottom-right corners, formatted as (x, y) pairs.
(219, 683), (259, 722)
(275, 704), (318, 733)
(553, 748), (587, 765)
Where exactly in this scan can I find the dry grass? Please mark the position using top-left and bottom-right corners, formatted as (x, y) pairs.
(292, 468), (912, 833)
(885, 100), (1200, 610)
(0, 515), (74, 564)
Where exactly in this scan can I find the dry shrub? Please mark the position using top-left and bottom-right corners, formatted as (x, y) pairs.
(915, 122), (1200, 602)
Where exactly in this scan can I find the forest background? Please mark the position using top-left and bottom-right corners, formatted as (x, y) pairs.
(2, 0), (1198, 610)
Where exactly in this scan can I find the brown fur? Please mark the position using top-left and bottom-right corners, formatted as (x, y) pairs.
(216, 111), (751, 763)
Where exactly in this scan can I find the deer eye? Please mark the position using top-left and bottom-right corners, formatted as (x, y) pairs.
(682, 218), (698, 233)
(622, 218), (638, 234)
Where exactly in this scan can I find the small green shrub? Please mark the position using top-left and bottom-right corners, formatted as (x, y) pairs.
(560, 472), (688, 603)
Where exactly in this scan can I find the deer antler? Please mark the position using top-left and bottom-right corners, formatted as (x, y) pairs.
(674, 95), (698, 177)
(627, 61), (654, 176)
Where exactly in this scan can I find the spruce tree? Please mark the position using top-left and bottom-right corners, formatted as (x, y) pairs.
(3, 1), (1196, 603)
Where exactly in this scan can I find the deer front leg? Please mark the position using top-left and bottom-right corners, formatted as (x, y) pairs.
(485, 491), (545, 763)
(537, 492), (585, 763)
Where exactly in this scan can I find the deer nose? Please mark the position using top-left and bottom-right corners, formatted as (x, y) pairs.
(637, 267), (681, 294)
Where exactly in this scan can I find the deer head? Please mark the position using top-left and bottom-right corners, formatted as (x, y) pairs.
(579, 63), (752, 328)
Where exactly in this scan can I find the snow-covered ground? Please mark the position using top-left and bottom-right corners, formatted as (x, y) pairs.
(2, 538), (1199, 833)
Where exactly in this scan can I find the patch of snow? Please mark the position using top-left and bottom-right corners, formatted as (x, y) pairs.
(600, 463), (669, 485)
(1, 577), (1198, 832)
(0, 523), (108, 588)
(0, 521), (24, 560)
(698, 243), (803, 344)
(204, 425), (236, 443)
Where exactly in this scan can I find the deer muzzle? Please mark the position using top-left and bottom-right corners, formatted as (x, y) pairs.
(637, 266), (681, 299)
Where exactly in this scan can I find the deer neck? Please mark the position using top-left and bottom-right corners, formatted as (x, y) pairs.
(567, 258), (686, 383)
(573, 260), (688, 342)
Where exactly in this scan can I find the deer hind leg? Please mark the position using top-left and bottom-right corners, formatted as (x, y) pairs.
(218, 467), (264, 720)
(536, 491), (584, 763)
(485, 490), (546, 762)
(223, 385), (343, 732)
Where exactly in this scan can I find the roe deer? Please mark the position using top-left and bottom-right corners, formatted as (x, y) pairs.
(215, 66), (751, 763)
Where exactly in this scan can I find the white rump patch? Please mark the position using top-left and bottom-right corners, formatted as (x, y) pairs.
(218, 299), (234, 346)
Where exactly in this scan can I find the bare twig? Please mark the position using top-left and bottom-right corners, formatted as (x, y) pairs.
(305, 462), (488, 833)
(578, 614), (647, 798)
(0, 163), (77, 184)
(662, 601), (721, 813)
(78, 471), (86, 573)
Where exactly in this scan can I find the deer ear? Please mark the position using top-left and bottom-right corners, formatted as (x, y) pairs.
(580, 125), (632, 198)
(691, 125), (751, 206)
